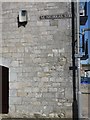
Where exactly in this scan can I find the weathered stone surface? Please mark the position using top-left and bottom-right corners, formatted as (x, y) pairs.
(9, 89), (17, 97)
(9, 97), (22, 105)
(1, 2), (72, 118)
(34, 112), (47, 118)
(49, 113), (59, 118)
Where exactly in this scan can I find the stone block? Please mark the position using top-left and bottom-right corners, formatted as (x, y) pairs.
(17, 90), (27, 97)
(11, 61), (19, 67)
(9, 105), (16, 113)
(48, 88), (57, 92)
(65, 88), (73, 99)
(42, 93), (55, 98)
(50, 20), (58, 27)
(10, 72), (17, 82)
(9, 89), (17, 97)
(9, 97), (22, 105)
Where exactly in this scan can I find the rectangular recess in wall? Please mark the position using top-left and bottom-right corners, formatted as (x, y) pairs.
(0, 65), (9, 114)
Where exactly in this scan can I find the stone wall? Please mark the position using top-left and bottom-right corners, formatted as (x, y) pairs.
(1, 2), (72, 118)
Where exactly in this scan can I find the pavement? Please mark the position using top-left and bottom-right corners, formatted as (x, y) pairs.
(81, 84), (90, 118)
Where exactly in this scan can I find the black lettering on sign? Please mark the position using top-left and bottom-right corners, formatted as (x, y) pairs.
(40, 13), (72, 20)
